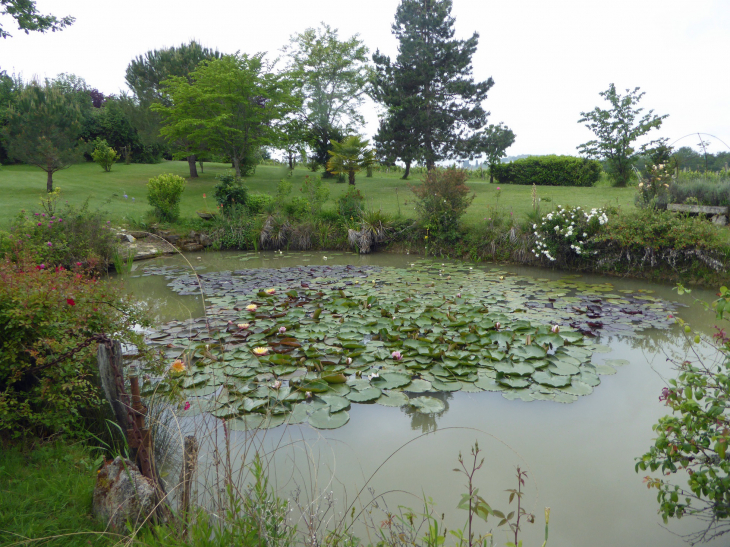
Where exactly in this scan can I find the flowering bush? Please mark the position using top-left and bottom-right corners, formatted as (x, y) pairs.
(9, 202), (118, 270)
(532, 205), (608, 262)
(0, 252), (150, 438)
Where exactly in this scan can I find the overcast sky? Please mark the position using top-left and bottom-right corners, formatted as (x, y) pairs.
(3, 0), (729, 158)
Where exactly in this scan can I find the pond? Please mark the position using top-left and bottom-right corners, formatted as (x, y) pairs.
(121, 251), (724, 546)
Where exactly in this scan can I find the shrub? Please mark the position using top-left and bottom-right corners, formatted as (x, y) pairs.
(90, 138), (120, 172)
(410, 168), (475, 240)
(532, 205), (608, 262)
(208, 205), (259, 250)
(299, 175), (330, 215)
(0, 252), (149, 438)
(668, 180), (730, 207)
(284, 196), (311, 220)
(147, 173), (186, 222)
(636, 289), (730, 539)
(491, 155), (602, 187)
(336, 186), (365, 221)
(10, 201), (119, 270)
(247, 193), (275, 215)
(214, 172), (249, 213)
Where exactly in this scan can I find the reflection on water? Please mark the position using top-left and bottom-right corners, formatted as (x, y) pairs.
(119, 251), (726, 546)
(402, 391), (453, 433)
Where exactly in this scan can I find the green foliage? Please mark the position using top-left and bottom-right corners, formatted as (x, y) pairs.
(635, 145), (674, 209)
(10, 199), (119, 270)
(477, 123), (517, 183)
(0, 0), (74, 39)
(1, 80), (87, 192)
(0, 252), (149, 438)
(214, 172), (249, 213)
(284, 24), (371, 171)
(669, 180), (730, 207)
(532, 205), (608, 262)
(247, 193), (275, 215)
(326, 135), (376, 185)
(284, 196), (311, 221)
(373, 0), (494, 170)
(578, 84), (668, 187)
(596, 208), (726, 253)
(153, 53), (298, 178)
(410, 168), (475, 241)
(299, 175), (330, 215)
(636, 290), (730, 541)
(147, 173), (186, 222)
(491, 155), (601, 187)
(336, 186), (365, 220)
(90, 138), (120, 172)
(208, 205), (259, 250)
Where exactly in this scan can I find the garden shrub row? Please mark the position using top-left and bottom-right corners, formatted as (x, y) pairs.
(491, 155), (601, 187)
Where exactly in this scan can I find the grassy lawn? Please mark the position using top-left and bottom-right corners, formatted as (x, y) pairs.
(0, 441), (117, 546)
(0, 161), (638, 231)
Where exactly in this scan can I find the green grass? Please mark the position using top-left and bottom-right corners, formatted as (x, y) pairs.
(0, 441), (117, 546)
(0, 161), (638, 231)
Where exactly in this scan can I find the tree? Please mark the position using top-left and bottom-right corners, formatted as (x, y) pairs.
(477, 123), (516, 183)
(577, 84), (668, 187)
(125, 41), (222, 177)
(373, 0), (494, 171)
(0, 0), (74, 39)
(2, 81), (85, 192)
(371, 50), (421, 179)
(284, 24), (371, 175)
(153, 54), (298, 178)
(326, 135), (376, 185)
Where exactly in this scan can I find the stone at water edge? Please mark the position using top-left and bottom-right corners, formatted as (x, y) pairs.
(92, 457), (155, 533)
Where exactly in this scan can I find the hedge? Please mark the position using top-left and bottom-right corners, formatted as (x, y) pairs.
(490, 155), (602, 187)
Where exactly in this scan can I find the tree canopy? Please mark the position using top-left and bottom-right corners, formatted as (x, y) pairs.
(284, 24), (371, 173)
(477, 123), (516, 183)
(326, 135), (376, 185)
(153, 54), (298, 178)
(373, 0), (494, 171)
(577, 84), (668, 187)
(0, 0), (74, 39)
(1, 81), (85, 191)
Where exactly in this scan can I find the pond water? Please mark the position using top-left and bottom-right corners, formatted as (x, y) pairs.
(121, 251), (725, 546)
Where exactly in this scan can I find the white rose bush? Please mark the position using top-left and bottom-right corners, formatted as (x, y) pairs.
(532, 205), (609, 262)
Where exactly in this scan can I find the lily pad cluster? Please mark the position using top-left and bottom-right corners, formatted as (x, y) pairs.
(141, 261), (678, 430)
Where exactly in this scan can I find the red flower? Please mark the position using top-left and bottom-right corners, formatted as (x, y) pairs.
(66, 298), (75, 306)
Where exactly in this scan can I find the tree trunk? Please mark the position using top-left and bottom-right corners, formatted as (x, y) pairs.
(489, 169), (494, 184)
(348, 170), (356, 185)
(187, 155), (198, 178)
(288, 151), (294, 170)
(233, 155), (241, 178)
(46, 170), (53, 193)
(402, 160), (411, 180)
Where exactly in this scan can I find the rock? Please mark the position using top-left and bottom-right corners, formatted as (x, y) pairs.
(92, 457), (155, 533)
(164, 234), (180, 245)
(188, 230), (197, 240)
(129, 231), (149, 239)
(121, 234), (137, 243)
(181, 242), (204, 252)
(199, 233), (212, 247)
(712, 215), (727, 226)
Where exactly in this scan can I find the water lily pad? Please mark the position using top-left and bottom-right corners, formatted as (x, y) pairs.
(228, 414), (266, 431)
(318, 394), (351, 413)
(474, 376), (504, 391)
(308, 408), (350, 429)
(405, 379), (432, 393)
(288, 403), (310, 424)
(376, 391), (409, 407)
(593, 364), (617, 375)
(604, 359), (630, 367)
(346, 387), (381, 403)
(559, 380), (593, 396)
(371, 372), (412, 390)
(502, 390), (535, 402)
(431, 379), (462, 392)
(410, 396), (446, 414)
(532, 371), (572, 387)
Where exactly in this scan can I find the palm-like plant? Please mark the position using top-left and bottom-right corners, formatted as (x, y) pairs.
(326, 135), (376, 185)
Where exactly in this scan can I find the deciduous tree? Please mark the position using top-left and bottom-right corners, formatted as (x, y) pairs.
(0, 0), (74, 39)
(284, 24), (371, 175)
(477, 123), (516, 183)
(577, 84), (668, 187)
(153, 54), (298, 178)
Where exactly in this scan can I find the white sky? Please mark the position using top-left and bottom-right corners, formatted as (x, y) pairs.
(3, 0), (729, 157)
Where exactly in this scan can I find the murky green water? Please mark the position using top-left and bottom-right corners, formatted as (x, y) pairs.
(120, 251), (725, 546)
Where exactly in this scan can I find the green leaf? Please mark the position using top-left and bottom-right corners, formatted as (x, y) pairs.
(308, 408), (350, 429)
(410, 396), (446, 414)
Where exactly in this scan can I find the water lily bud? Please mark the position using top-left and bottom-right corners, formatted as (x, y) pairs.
(551, 324), (560, 334)
(494, 322), (501, 330)
(279, 326), (287, 334)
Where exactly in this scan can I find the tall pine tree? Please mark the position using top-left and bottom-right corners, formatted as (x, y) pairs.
(373, 0), (493, 171)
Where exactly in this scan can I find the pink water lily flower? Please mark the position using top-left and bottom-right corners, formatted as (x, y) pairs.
(279, 326), (286, 334)
(551, 324), (560, 334)
(391, 351), (402, 361)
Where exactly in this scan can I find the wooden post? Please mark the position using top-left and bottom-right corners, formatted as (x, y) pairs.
(179, 436), (198, 516)
(97, 341), (128, 431)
